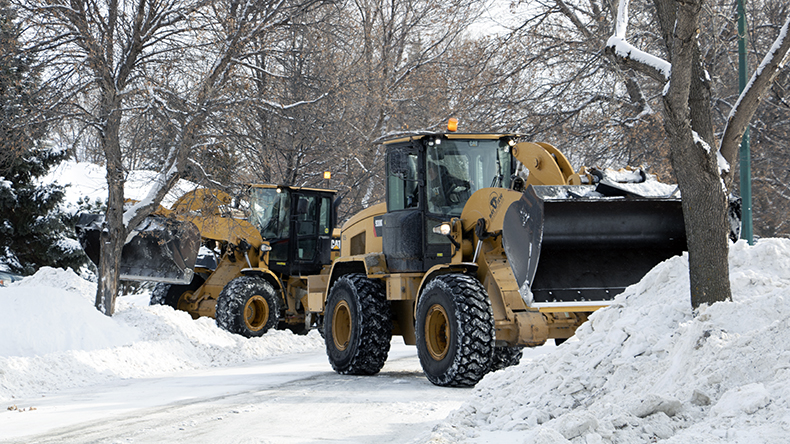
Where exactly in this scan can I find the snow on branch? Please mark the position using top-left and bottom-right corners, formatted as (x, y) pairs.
(258, 93), (329, 111)
(605, 0), (671, 83)
(729, 13), (790, 120)
(353, 156), (369, 173)
(719, 11), (790, 179)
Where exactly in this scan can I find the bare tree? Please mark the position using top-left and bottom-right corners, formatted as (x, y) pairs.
(18, 0), (328, 315)
(327, 0), (491, 217)
(225, 0), (493, 220)
(606, 0), (790, 307)
(473, 0), (790, 236)
(229, 8), (344, 189)
(451, 0), (675, 172)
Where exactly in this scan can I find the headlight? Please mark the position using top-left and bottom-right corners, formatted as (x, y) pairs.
(432, 222), (452, 236)
(260, 244), (272, 252)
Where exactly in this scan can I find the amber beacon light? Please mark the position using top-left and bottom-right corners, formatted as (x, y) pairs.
(447, 118), (458, 132)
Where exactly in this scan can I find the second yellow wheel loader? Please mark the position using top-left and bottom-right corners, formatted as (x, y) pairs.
(77, 184), (339, 337)
(305, 126), (687, 387)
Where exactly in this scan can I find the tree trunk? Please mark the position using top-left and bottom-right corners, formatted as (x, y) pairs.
(667, 130), (732, 307)
(660, 0), (732, 308)
(95, 108), (126, 316)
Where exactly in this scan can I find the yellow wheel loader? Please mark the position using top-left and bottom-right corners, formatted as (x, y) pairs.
(77, 185), (339, 337)
(305, 126), (686, 387)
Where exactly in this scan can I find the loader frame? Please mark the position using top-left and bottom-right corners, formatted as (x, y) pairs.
(79, 185), (339, 337)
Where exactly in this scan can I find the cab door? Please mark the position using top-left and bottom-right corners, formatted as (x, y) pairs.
(291, 192), (333, 275)
(382, 145), (426, 272)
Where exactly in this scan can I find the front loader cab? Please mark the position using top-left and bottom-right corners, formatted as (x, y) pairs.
(382, 132), (517, 273)
(248, 185), (336, 276)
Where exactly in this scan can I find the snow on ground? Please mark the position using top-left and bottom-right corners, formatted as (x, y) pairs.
(0, 268), (323, 403)
(426, 238), (790, 443)
(1, 227), (790, 442)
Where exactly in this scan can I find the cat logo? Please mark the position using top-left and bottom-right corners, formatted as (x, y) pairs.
(489, 191), (503, 219)
(331, 238), (341, 250)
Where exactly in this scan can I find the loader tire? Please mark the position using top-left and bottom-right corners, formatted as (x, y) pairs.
(416, 274), (494, 387)
(216, 276), (280, 338)
(324, 274), (391, 375)
(490, 346), (524, 372)
(150, 277), (204, 310)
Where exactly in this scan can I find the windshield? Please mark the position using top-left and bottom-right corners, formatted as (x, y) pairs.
(249, 187), (291, 239)
(425, 139), (511, 216)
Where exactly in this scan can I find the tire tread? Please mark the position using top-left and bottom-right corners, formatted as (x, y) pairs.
(325, 274), (392, 375)
(216, 276), (279, 337)
(417, 273), (495, 387)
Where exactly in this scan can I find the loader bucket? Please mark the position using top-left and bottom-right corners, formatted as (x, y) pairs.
(502, 185), (686, 308)
(76, 213), (201, 284)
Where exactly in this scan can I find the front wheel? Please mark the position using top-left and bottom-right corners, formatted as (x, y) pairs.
(216, 276), (280, 338)
(324, 274), (391, 375)
(416, 274), (495, 387)
(150, 276), (204, 310)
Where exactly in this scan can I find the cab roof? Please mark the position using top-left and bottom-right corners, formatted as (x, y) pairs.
(376, 131), (522, 145)
(248, 184), (337, 194)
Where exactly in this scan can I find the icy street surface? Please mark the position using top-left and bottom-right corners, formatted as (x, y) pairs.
(2, 338), (478, 443)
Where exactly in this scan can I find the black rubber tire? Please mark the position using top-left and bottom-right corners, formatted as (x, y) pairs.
(415, 273), (495, 387)
(216, 276), (280, 338)
(316, 315), (325, 338)
(324, 274), (391, 375)
(150, 277), (204, 310)
(490, 346), (524, 372)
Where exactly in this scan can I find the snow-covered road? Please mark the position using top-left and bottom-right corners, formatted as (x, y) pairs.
(5, 239), (790, 443)
(1, 340), (476, 444)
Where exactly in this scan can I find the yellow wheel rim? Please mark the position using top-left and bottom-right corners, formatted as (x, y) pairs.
(332, 300), (352, 351)
(425, 304), (450, 361)
(244, 295), (269, 332)
(176, 291), (192, 311)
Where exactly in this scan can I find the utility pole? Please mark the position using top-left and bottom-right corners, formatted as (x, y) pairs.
(738, 0), (754, 244)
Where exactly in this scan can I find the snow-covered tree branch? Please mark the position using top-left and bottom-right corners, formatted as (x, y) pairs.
(605, 0), (670, 83)
(720, 13), (790, 189)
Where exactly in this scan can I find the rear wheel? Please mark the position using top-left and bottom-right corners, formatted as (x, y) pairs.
(216, 276), (280, 338)
(416, 274), (494, 387)
(324, 274), (391, 375)
(490, 346), (524, 372)
(150, 276), (204, 310)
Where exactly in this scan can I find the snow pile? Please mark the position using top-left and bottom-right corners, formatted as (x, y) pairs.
(0, 269), (138, 357)
(428, 239), (790, 443)
(0, 268), (324, 402)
